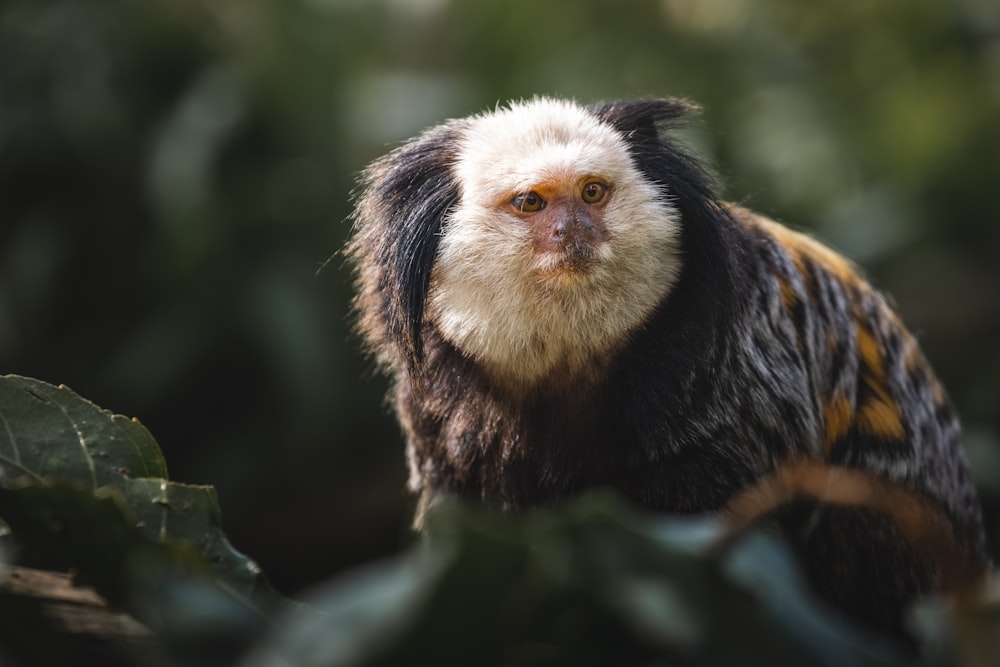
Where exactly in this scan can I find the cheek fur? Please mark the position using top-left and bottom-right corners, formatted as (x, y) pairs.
(429, 187), (683, 386)
(435, 208), (534, 282)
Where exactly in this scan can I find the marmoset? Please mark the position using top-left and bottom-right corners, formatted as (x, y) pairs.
(347, 97), (988, 640)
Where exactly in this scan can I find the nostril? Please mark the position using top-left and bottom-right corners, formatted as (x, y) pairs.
(553, 223), (566, 239)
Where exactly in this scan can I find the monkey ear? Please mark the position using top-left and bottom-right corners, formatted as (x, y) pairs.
(589, 98), (697, 141)
(352, 124), (462, 368)
(589, 98), (716, 210)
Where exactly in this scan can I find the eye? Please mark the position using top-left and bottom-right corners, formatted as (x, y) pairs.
(581, 181), (608, 204)
(512, 191), (546, 213)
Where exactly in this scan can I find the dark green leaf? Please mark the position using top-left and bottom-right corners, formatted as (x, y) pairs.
(0, 482), (205, 605)
(0, 375), (168, 486)
(0, 375), (291, 663)
(0, 375), (276, 603)
(0, 481), (270, 666)
(121, 478), (278, 606)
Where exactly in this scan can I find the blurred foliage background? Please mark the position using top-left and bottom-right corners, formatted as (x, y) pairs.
(2, 0), (999, 595)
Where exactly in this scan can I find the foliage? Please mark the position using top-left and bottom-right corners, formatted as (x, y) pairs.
(249, 497), (924, 667)
(1, 375), (999, 666)
(0, 375), (285, 665)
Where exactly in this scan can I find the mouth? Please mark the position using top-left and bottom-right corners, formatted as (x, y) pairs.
(533, 243), (602, 283)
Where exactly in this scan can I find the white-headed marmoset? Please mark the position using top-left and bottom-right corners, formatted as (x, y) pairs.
(346, 98), (989, 641)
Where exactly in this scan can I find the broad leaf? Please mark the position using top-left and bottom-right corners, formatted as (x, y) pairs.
(0, 375), (168, 485)
(0, 481), (266, 665)
(0, 375), (285, 617)
(122, 478), (273, 603)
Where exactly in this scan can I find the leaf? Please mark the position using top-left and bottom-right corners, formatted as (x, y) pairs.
(0, 481), (266, 665)
(121, 478), (277, 605)
(0, 375), (168, 486)
(0, 482), (206, 604)
(0, 375), (289, 632)
(248, 493), (921, 667)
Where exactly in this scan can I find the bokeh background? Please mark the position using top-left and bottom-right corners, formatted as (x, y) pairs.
(3, 0), (999, 595)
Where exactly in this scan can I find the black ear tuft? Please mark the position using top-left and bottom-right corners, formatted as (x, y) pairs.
(589, 97), (719, 216)
(589, 98), (697, 142)
(589, 97), (717, 216)
(350, 122), (463, 368)
(591, 98), (747, 378)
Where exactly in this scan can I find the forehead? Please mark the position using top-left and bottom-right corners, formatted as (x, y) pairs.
(455, 99), (633, 197)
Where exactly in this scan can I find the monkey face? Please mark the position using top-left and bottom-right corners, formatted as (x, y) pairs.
(428, 98), (683, 386)
(508, 176), (612, 282)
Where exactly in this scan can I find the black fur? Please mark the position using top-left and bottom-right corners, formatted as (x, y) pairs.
(351, 122), (465, 368)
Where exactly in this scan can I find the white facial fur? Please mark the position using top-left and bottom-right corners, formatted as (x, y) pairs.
(430, 98), (683, 387)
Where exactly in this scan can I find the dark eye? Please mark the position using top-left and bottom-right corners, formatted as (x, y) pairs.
(581, 181), (608, 204)
(512, 191), (546, 213)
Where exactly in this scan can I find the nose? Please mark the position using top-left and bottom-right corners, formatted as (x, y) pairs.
(551, 208), (594, 243)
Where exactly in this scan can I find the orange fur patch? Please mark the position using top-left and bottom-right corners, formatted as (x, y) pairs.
(777, 274), (799, 311)
(762, 218), (858, 288)
(733, 206), (908, 445)
(738, 209), (860, 296)
(722, 460), (984, 591)
(855, 325), (906, 441)
(857, 400), (907, 441)
(823, 393), (853, 451)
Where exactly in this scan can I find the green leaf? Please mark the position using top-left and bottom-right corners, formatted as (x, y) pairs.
(0, 482), (206, 605)
(0, 374), (168, 486)
(0, 480), (266, 665)
(0, 375), (267, 589)
(121, 478), (276, 605)
(0, 375), (289, 641)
